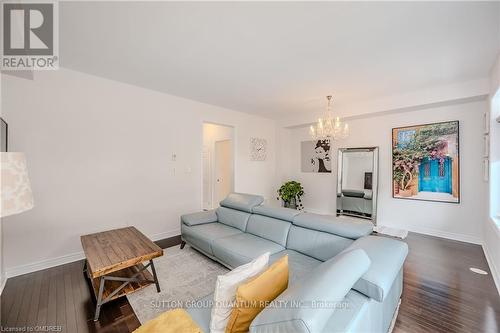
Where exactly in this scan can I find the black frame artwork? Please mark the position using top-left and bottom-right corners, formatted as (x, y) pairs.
(1, 117), (7, 152)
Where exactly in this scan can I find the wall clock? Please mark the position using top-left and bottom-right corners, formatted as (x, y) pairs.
(250, 137), (267, 161)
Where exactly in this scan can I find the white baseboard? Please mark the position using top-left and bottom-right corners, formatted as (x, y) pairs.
(401, 225), (483, 245)
(6, 251), (86, 278)
(5, 229), (181, 279)
(149, 229), (180, 242)
(482, 242), (500, 296)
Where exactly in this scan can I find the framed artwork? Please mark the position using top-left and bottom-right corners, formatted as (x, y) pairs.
(250, 137), (267, 161)
(1, 117), (7, 152)
(392, 121), (460, 203)
(483, 111), (490, 134)
(301, 140), (331, 173)
(483, 134), (490, 158)
(483, 158), (489, 182)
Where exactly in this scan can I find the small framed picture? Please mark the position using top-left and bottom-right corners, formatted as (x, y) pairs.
(0, 117), (7, 152)
(483, 158), (489, 182)
(483, 134), (489, 158)
(483, 111), (490, 134)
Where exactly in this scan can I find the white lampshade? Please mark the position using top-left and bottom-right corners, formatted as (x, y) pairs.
(1, 152), (34, 217)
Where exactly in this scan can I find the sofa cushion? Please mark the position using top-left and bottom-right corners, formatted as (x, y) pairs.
(181, 222), (242, 255)
(246, 214), (291, 247)
(210, 253), (270, 333)
(286, 225), (353, 261)
(186, 293), (213, 333)
(216, 207), (251, 231)
(321, 289), (370, 333)
(212, 233), (284, 268)
(340, 235), (408, 302)
(249, 249), (371, 333)
(342, 189), (365, 198)
(226, 256), (289, 333)
(133, 308), (202, 333)
(220, 193), (264, 213)
(293, 212), (373, 239)
(252, 205), (301, 222)
(181, 210), (218, 226)
(270, 250), (321, 285)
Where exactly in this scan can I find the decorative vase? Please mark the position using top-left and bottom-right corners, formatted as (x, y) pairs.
(283, 198), (297, 209)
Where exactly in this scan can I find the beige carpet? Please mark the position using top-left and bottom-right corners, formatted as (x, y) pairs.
(126, 245), (228, 324)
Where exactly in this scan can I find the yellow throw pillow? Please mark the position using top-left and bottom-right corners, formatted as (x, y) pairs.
(225, 255), (289, 333)
(133, 308), (203, 333)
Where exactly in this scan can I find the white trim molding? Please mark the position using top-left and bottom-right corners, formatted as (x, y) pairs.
(483, 217), (500, 295)
(5, 229), (181, 279)
(402, 225), (482, 245)
(483, 242), (500, 296)
(6, 251), (85, 279)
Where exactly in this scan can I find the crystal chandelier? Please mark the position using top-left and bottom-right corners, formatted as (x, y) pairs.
(309, 95), (349, 142)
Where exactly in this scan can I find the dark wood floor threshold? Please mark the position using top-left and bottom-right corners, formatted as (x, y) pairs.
(1, 233), (499, 333)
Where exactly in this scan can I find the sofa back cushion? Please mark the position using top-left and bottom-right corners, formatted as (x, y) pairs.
(216, 207), (251, 232)
(246, 215), (291, 247)
(293, 212), (373, 240)
(286, 225), (353, 261)
(220, 193), (264, 213)
(252, 205), (300, 222)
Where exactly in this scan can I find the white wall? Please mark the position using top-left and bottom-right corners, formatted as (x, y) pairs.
(278, 99), (487, 244)
(483, 53), (500, 294)
(1, 68), (276, 276)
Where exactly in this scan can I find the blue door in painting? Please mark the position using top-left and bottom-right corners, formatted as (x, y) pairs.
(418, 157), (452, 193)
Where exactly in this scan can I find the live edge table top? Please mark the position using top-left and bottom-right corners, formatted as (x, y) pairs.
(80, 226), (163, 279)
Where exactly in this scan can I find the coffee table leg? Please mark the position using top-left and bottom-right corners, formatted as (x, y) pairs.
(94, 276), (105, 321)
(150, 260), (161, 293)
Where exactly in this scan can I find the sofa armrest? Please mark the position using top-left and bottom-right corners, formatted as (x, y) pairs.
(181, 210), (218, 226)
(340, 235), (408, 302)
(249, 249), (371, 333)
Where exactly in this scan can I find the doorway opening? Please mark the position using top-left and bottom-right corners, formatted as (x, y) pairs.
(202, 123), (235, 210)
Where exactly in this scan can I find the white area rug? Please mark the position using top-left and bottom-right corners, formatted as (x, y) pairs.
(126, 245), (228, 324)
(374, 226), (408, 239)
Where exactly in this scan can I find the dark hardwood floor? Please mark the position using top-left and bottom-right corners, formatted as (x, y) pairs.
(1, 233), (499, 332)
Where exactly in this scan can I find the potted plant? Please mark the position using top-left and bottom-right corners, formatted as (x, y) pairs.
(277, 181), (304, 210)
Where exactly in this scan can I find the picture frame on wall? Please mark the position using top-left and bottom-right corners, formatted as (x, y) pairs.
(0, 117), (7, 152)
(483, 111), (490, 134)
(392, 120), (460, 204)
(483, 158), (489, 182)
(483, 134), (489, 158)
(301, 140), (332, 173)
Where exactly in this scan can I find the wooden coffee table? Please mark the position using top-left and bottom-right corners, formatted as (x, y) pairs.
(81, 226), (163, 321)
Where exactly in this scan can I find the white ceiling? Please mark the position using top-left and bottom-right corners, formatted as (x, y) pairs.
(60, 1), (500, 119)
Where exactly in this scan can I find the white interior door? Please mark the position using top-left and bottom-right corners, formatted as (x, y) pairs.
(202, 146), (211, 210)
(214, 139), (233, 205)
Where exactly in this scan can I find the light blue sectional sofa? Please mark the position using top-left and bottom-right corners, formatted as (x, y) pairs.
(181, 193), (408, 333)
